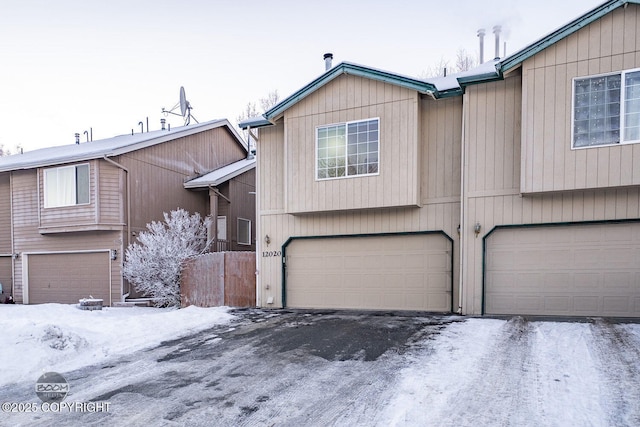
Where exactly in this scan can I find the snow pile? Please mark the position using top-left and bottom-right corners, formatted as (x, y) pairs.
(0, 304), (235, 387)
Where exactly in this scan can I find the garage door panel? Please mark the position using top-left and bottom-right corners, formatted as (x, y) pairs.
(286, 234), (451, 312)
(28, 252), (110, 305)
(486, 223), (640, 317)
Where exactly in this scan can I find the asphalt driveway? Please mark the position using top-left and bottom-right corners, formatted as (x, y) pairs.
(2, 309), (639, 426)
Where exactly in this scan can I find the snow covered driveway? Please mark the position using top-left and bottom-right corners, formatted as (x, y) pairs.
(1, 308), (639, 426)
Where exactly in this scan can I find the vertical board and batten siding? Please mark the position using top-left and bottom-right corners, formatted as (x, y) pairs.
(284, 74), (420, 214)
(462, 74), (523, 314)
(118, 127), (246, 232)
(521, 4), (640, 194)
(227, 168), (256, 251)
(463, 69), (640, 315)
(10, 169), (123, 304)
(257, 78), (462, 308)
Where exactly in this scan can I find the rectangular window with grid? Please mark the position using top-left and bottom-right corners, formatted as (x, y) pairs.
(573, 68), (640, 148)
(316, 118), (379, 180)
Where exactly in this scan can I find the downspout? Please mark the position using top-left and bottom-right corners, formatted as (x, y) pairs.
(102, 155), (131, 297)
(247, 126), (261, 307)
(458, 92), (469, 315)
(9, 172), (15, 302)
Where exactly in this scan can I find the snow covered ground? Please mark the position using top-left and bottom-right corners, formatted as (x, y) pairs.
(0, 303), (235, 387)
(1, 305), (639, 426)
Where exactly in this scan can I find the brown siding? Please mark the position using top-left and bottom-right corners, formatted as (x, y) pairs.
(521, 4), (640, 193)
(0, 172), (11, 254)
(283, 74), (420, 214)
(39, 160), (97, 229)
(98, 160), (125, 224)
(10, 170), (124, 304)
(119, 126), (245, 234)
(227, 168), (256, 251)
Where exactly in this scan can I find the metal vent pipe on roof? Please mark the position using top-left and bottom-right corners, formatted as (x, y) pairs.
(75, 133), (80, 144)
(324, 53), (333, 71)
(477, 28), (486, 64)
(493, 25), (501, 59)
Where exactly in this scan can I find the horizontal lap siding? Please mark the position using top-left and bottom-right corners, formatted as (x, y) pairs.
(0, 173), (11, 254)
(10, 170), (123, 304)
(98, 161), (124, 224)
(39, 160), (97, 227)
(521, 4), (640, 193)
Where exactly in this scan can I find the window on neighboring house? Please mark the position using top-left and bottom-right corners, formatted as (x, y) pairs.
(237, 218), (251, 246)
(573, 68), (640, 148)
(316, 118), (379, 180)
(43, 164), (90, 208)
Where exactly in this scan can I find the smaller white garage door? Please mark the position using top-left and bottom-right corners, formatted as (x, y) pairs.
(285, 233), (452, 311)
(28, 252), (111, 305)
(485, 222), (640, 317)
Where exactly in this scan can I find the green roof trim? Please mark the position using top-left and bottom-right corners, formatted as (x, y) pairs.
(499, 0), (640, 73)
(264, 62), (439, 121)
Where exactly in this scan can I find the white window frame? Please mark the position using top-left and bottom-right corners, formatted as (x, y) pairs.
(315, 117), (380, 181)
(43, 163), (90, 208)
(572, 67), (640, 149)
(237, 218), (251, 246)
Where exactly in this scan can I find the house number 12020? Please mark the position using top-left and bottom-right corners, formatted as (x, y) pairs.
(262, 251), (281, 257)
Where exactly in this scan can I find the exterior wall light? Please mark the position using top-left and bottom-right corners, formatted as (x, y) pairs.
(110, 249), (118, 261)
(264, 235), (271, 246)
(474, 223), (482, 237)
(12, 252), (19, 259)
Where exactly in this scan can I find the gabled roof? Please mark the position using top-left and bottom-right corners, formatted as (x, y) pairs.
(0, 119), (247, 173)
(238, 60), (505, 130)
(498, 0), (640, 73)
(184, 157), (256, 189)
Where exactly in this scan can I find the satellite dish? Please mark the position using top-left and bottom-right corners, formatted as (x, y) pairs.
(162, 86), (199, 126)
(179, 86), (187, 117)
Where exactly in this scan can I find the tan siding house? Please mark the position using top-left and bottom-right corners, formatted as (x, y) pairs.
(0, 119), (255, 305)
(243, 0), (640, 317)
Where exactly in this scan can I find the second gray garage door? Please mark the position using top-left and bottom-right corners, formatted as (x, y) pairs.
(285, 233), (452, 311)
(485, 222), (640, 317)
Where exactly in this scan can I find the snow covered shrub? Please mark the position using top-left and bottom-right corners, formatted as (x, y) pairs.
(123, 209), (211, 307)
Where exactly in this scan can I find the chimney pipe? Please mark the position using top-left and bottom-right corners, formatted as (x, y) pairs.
(161, 118), (166, 131)
(477, 28), (486, 64)
(324, 53), (333, 71)
(493, 25), (501, 59)
(75, 133), (80, 144)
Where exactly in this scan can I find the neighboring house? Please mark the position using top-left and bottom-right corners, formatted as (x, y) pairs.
(0, 118), (255, 305)
(241, 0), (640, 317)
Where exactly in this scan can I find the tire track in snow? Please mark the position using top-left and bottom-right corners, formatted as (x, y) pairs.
(442, 317), (540, 427)
(588, 319), (640, 427)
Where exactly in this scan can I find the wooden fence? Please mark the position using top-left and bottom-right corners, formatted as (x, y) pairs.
(180, 252), (256, 308)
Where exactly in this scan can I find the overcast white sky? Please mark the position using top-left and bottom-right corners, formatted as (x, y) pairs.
(1, 0), (604, 152)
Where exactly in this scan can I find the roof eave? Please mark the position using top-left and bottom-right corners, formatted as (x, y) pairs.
(264, 62), (437, 120)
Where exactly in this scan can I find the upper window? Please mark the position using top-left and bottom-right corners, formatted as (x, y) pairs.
(573, 68), (640, 148)
(316, 118), (379, 180)
(43, 164), (90, 208)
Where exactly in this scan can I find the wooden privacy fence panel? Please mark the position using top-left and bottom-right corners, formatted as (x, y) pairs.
(181, 252), (255, 308)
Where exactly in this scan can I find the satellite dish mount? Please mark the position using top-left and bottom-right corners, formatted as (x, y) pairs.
(161, 86), (199, 125)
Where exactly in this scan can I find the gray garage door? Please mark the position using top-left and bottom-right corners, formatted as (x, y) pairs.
(285, 233), (452, 311)
(0, 256), (11, 302)
(28, 252), (111, 305)
(485, 222), (640, 317)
